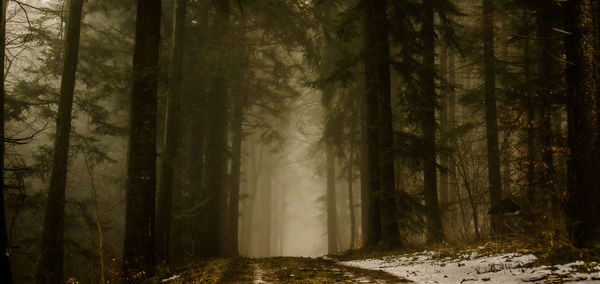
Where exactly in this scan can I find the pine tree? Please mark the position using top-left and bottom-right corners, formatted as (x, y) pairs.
(123, 0), (161, 277)
(0, 0), (12, 282)
(421, 0), (444, 243)
(565, 0), (600, 248)
(362, 0), (401, 248)
(156, 0), (186, 264)
(36, 0), (84, 282)
(482, 0), (503, 233)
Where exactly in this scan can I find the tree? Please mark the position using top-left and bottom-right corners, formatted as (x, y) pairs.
(202, 0), (230, 256)
(421, 0), (444, 243)
(123, 0), (161, 278)
(482, 0), (502, 233)
(317, 2), (339, 253)
(0, 0), (12, 282)
(229, 83), (244, 257)
(326, 143), (338, 253)
(564, 0), (600, 248)
(36, 0), (84, 282)
(362, 0), (400, 248)
(156, 0), (186, 264)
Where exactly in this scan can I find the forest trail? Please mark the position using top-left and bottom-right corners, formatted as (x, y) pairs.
(219, 257), (410, 283)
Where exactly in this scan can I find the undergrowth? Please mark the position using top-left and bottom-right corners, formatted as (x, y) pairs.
(145, 258), (233, 283)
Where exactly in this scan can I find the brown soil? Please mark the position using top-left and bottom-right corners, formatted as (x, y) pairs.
(220, 257), (410, 283)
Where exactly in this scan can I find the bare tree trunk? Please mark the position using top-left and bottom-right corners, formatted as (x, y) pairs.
(0, 0), (11, 282)
(422, 0), (444, 243)
(348, 127), (357, 249)
(156, 0), (186, 264)
(565, 0), (600, 248)
(241, 141), (263, 255)
(262, 160), (272, 257)
(522, 26), (537, 213)
(203, 0), (230, 257)
(363, 0), (400, 248)
(326, 144), (338, 253)
(82, 150), (105, 284)
(229, 85), (244, 257)
(359, 82), (371, 247)
(36, 1), (84, 282)
(536, 0), (560, 214)
(123, 0), (161, 278)
(448, 51), (459, 231)
(439, 45), (449, 218)
(483, 0), (502, 234)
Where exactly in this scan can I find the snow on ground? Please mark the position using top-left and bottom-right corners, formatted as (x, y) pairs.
(342, 251), (600, 283)
(160, 274), (181, 282)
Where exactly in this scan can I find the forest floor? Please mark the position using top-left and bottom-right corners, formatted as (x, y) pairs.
(157, 257), (409, 283)
(157, 245), (600, 283)
(219, 257), (410, 283)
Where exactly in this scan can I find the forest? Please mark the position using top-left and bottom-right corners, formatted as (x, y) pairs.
(1, 0), (600, 283)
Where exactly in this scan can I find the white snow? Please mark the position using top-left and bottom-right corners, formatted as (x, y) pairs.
(341, 251), (600, 283)
(161, 274), (181, 282)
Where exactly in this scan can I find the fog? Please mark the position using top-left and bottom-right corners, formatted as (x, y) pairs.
(2, 0), (599, 283)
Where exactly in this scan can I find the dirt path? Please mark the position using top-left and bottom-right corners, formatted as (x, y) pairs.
(220, 257), (410, 283)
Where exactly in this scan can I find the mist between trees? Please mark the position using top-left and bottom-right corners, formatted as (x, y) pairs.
(0, 0), (598, 283)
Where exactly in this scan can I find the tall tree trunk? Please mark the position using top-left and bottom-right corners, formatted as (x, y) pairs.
(448, 51), (458, 229)
(0, 0), (11, 282)
(536, 0), (559, 214)
(177, 0), (209, 259)
(183, 93), (206, 257)
(156, 0), (186, 264)
(229, 87), (244, 257)
(422, 0), (444, 243)
(483, 0), (502, 233)
(123, 0), (161, 278)
(363, 0), (400, 248)
(348, 126), (357, 249)
(524, 29), (536, 212)
(326, 144), (338, 253)
(242, 141), (263, 255)
(439, 45), (449, 218)
(261, 160), (272, 257)
(36, 1), (84, 282)
(203, 0), (229, 257)
(565, 0), (600, 248)
(358, 81), (372, 247)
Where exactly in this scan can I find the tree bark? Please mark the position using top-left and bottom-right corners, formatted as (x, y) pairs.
(483, 0), (503, 233)
(36, 1), (84, 282)
(326, 144), (338, 253)
(123, 0), (161, 278)
(536, 0), (560, 213)
(348, 126), (357, 249)
(439, 45), (449, 217)
(261, 160), (272, 257)
(448, 51), (458, 229)
(565, 0), (600, 248)
(363, 0), (400, 248)
(0, 0), (12, 282)
(359, 82), (371, 247)
(202, 0), (230, 257)
(156, 0), (186, 264)
(524, 29), (536, 212)
(422, 0), (444, 243)
(229, 84), (244, 257)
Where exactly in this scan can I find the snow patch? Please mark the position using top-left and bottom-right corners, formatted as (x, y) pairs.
(342, 251), (600, 283)
(161, 274), (181, 282)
